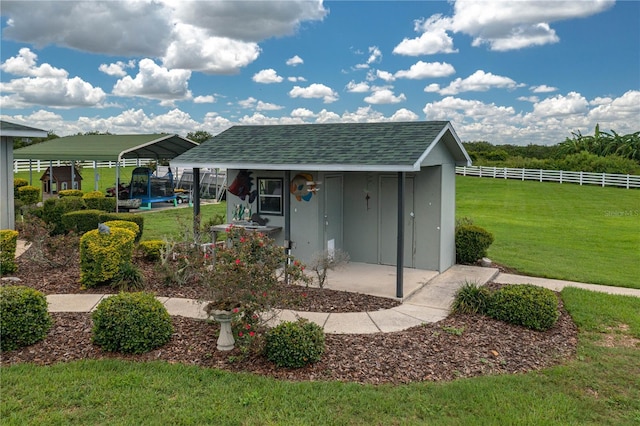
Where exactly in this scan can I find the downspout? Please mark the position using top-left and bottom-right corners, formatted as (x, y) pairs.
(193, 167), (201, 242)
(396, 171), (405, 298)
(284, 170), (291, 284)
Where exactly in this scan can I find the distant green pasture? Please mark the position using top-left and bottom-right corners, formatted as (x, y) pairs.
(456, 176), (639, 289)
(14, 165), (138, 194)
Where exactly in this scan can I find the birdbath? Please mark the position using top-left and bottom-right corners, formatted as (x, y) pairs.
(211, 309), (235, 351)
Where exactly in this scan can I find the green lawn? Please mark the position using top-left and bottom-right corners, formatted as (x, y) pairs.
(456, 176), (640, 289)
(2, 289), (638, 425)
(139, 203), (227, 242)
(14, 165), (139, 194)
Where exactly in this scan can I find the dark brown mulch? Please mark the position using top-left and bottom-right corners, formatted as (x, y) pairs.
(2, 249), (579, 384)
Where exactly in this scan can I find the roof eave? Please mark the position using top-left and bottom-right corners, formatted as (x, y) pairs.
(170, 161), (417, 172)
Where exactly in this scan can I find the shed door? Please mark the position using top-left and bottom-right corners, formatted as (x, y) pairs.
(379, 176), (414, 267)
(324, 175), (343, 254)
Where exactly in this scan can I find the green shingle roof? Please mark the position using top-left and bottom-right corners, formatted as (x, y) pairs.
(13, 134), (198, 161)
(171, 121), (469, 172)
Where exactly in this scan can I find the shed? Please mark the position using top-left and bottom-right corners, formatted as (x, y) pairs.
(172, 121), (471, 297)
(1, 120), (48, 230)
(40, 166), (83, 193)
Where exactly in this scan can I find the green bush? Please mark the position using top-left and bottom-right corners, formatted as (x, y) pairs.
(17, 185), (40, 205)
(43, 196), (86, 235)
(455, 224), (494, 264)
(82, 191), (116, 212)
(99, 213), (144, 242)
(0, 286), (52, 351)
(13, 178), (29, 192)
(264, 319), (325, 368)
(0, 230), (19, 275)
(103, 220), (140, 242)
(137, 240), (166, 261)
(486, 284), (560, 331)
(451, 282), (491, 314)
(91, 292), (173, 354)
(80, 227), (136, 288)
(61, 209), (104, 235)
(58, 189), (84, 198)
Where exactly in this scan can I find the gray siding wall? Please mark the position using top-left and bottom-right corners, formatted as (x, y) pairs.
(439, 162), (457, 271)
(1, 137), (15, 230)
(413, 166), (442, 271)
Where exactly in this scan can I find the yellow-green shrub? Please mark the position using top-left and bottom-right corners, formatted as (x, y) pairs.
(59, 189), (84, 198)
(137, 240), (166, 261)
(17, 185), (40, 205)
(80, 227), (136, 288)
(103, 220), (140, 242)
(13, 178), (28, 192)
(0, 230), (19, 275)
(99, 213), (144, 242)
(61, 209), (103, 235)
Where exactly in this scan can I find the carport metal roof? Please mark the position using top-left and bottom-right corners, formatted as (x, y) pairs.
(13, 133), (198, 162)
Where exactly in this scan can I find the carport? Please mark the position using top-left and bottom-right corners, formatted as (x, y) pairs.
(13, 133), (198, 210)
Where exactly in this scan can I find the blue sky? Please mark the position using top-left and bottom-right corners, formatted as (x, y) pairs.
(1, 0), (638, 145)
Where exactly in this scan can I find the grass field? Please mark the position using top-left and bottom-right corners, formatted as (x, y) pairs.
(2, 288), (638, 425)
(14, 165), (140, 194)
(456, 176), (639, 289)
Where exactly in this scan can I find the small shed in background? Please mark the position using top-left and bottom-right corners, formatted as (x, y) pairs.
(40, 166), (83, 194)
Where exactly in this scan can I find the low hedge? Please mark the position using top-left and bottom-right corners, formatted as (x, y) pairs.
(264, 319), (325, 368)
(61, 209), (104, 235)
(99, 213), (144, 242)
(486, 284), (560, 331)
(137, 240), (166, 261)
(43, 196), (86, 235)
(455, 224), (494, 264)
(58, 189), (84, 198)
(83, 191), (116, 212)
(0, 286), (52, 351)
(17, 185), (40, 205)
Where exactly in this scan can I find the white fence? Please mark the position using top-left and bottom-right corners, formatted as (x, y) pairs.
(13, 158), (146, 173)
(456, 166), (640, 189)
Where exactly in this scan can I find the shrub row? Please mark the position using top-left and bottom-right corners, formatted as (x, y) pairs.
(451, 283), (560, 331)
(0, 229), (19, 275)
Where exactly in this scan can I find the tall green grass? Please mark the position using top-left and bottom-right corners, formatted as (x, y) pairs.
(2, 289), (638, 425)
(456, 176), (639, 289)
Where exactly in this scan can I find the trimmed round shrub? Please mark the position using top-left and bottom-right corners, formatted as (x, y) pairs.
(265, 319), (325, 368)
(80, 227), (136, 288)
(61, 209), (103, 235)
(451, 282), (491, 314)
(0, 286), (52, 351)
(17, 185), (40, 205)
(83, 191), (116, 212)
(13, 178), (29, 192)
(455, 224), (494, 264)
(137, 240), (166, 261)
(103, 220), (140, 242)
(0, 229), (19, 274)
(99, 213), (144, 242)
(58, 189), (84, 198)
(91, 292), (173, 354)
(486, 284), (560, 331)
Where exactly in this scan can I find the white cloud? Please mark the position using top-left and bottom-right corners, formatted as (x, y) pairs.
(531, 92), (589, 118)
(315, 109), (341, 123)
(163, 23), (261, 74)
(376, 70), (396, 82)
(393, 15), (457, 56)
(112, 59), (192, 101)
(367, 46), (382, 64)
(286, 55), (304, 66)
(586, 90), (640, 132)
(449, 0), (615, 51)
(0, 49), (106, 108)
(437, 70), (521, 95)
(0, 48), (67, 78)
(424, 83), (440, 93)
(194, 95), (216, 103)
(256, 101), (284, 111)
(253, 68), (284, 84)
(390, 108), (419, 122)
(289, 83), (339, 103)
(291, 108), (315, 118)
(395, 61), (455, 79)
(364, 89), (406, 105)
(518, 96), (539, 103)
(99, 60), (136, 77)
(531, 84), (558, 93)
(238, 97), (258, 109)
(288, 76), (307, 82)
(346, 81), (370, 93)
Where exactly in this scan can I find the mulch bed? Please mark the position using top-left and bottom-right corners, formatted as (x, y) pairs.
(1, 249), (579, 384)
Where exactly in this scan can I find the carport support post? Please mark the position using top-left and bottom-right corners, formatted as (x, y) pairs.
(284, 170), (291, 284)
(396, 172), (405, 298)
(193, 167), (201, 242)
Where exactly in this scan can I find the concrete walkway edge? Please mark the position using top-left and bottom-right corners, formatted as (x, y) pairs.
(37, 265), (640, 335)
